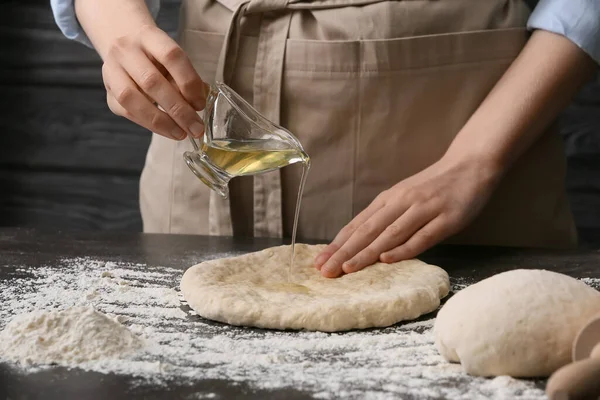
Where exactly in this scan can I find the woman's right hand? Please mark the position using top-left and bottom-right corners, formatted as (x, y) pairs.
(102, 24), (207, 141)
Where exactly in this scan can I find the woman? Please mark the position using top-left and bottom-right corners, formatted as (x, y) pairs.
(52, 0), (599, 277)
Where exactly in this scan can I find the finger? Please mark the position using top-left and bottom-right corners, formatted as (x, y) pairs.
(379, 216), (452, 263)
(122, 48), (205, 138)
(342, 205), (438, 274)
(104, 64), (185, 140)
(107, 92), (186, 140)
(141, 29), (207, 110)
(314, 200), (385, 270)
(320, 204), (404, 278)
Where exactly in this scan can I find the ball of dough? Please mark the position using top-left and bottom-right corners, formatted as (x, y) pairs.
(434, 269), (600, 377)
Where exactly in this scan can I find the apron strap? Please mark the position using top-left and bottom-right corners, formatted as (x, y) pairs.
(211, 0), (294, 238)
(209, 2), (251, 237)
(218, 0), (386, 12)
(251, 10), (292, 238)
(215, 1), (248, 84)
(210, 0), (386, 237)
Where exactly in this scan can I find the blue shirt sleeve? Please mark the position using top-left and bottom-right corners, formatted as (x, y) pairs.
(50, 0), (161, 48)
(528, 0), (600, 64)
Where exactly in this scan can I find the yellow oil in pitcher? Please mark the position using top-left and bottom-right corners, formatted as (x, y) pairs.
(201, 138), (309, 177)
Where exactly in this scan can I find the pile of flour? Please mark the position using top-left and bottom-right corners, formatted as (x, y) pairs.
(0, 306), (143, 366)
(1, 256), (598, 399)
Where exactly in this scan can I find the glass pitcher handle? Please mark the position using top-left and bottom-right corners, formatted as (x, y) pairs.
(188, 135), (201, 152)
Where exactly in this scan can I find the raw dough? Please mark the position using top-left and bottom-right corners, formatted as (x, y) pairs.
(434, 269), (600, 377)
(181, 244), (449, 331)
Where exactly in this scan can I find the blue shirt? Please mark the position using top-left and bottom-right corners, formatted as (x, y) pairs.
(51, 0), (600, 64)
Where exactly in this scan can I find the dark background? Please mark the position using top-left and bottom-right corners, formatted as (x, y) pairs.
(0, 0), (599, 243)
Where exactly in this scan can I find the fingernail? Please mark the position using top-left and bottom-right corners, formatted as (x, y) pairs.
(320, 265), (341, 279)
(172, 128), (186, 140)
(314, 253), (329, 268)
(194, 99), (206, 111)
(342, 261), (355, 272)
(190, 121), (204, 138)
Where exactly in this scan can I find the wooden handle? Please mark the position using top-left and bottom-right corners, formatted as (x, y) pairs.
(546, 349), (600, 400)
(592, 342), (600, 360)
(546, 309), (600, 400)
(573, 312), (600, 361)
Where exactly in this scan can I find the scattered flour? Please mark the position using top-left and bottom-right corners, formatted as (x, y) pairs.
(1, 256), (581, 399)
(450, 276), (475, 292)
(0, 306), (143, 365)
(581, 277), (600, 290)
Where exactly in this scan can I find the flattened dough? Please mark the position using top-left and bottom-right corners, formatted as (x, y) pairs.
(181, 244), (449, 331)
(434, 269), (600, 377)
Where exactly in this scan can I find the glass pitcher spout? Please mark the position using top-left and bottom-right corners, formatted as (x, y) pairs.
(184, 82), (310, 198)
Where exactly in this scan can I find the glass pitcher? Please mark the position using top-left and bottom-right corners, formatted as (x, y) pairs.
(184, 82), (310, 198)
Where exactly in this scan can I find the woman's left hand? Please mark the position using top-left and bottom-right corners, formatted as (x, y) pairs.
(314, 154), (502, 278)
(313, 30), (598, 279)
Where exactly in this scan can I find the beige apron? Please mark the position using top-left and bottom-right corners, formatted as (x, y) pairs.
(139, 0), (578, 248)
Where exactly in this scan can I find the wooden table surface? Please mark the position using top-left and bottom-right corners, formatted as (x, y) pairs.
(1, 228), (599, 399)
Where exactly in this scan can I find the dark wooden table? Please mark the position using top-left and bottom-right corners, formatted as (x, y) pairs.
(1, 228), (599, 400)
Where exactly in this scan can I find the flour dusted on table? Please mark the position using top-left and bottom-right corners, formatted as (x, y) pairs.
(0, 256), (557, 399)
(0, 306), (143, 365)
